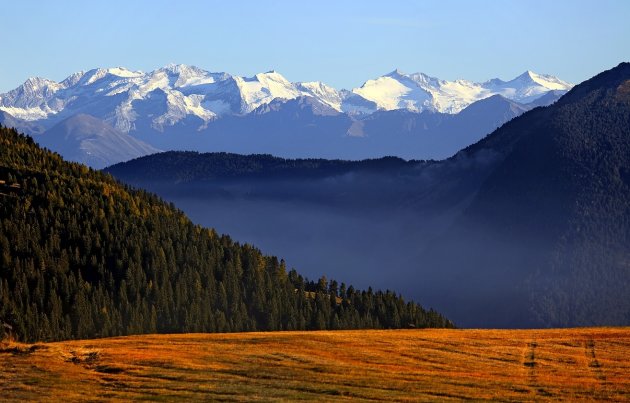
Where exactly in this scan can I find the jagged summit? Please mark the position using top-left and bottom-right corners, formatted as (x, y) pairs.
(516, 70), (536, 79)
(386, 68), (406, 77)
(510, 70), (572, 90)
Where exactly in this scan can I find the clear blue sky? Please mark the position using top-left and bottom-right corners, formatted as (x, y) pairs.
(2, 0), (629, 92)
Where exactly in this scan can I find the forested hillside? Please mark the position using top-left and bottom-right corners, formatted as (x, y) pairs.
(106, 151), (416, 183)
(0, 126), (452, 342)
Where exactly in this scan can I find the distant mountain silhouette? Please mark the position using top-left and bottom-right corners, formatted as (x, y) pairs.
(0, 111), (45, 135)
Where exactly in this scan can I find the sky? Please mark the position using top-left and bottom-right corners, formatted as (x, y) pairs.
(1, 0), (629, 92)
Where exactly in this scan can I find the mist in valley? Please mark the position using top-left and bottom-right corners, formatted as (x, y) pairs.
(117, 152), (509, 327)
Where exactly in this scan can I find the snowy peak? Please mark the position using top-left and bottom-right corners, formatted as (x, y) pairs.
(155, 64), (224, 88)
(484, 70), (573, 104)
(160, 63), (204, 75)
(23, 76), (59, 90)
(60, 71), (87, 87)
(387, 69), (440, 87)
(515, 70), (573, 90)
(353, 74), (434, 112)
(232, 71), (301, 113)
(516, 70), (538, 81)
(76, 67), (144, 86)
(354, 69), (573, 113)
(385, 69), (407, 78)
(0, 77), (61, 108)
(296, 81), (343, 110)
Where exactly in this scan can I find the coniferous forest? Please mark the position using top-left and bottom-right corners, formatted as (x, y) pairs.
(0, 125), (453, 342)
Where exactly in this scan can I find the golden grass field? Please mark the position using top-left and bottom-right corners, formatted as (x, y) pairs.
(1, 328), (629, 401)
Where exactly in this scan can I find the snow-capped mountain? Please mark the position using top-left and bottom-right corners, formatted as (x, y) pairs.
(0, 64), (572, 133)
(353, 69), (573, 113)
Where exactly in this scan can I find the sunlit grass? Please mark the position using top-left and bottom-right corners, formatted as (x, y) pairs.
(1, 328), (629, 401)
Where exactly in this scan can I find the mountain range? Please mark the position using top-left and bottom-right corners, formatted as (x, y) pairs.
(0, 65), (572, 166)
(106, 62), (630, 328)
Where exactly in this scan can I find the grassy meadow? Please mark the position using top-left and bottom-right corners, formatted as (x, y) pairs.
(1, 328), (629, 401)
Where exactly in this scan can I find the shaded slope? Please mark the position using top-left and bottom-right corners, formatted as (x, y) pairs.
(0, 110), (45, 135)
(420, 62), (630, 327)
(38, 114), (160, 168)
